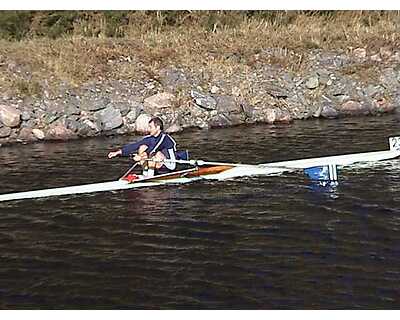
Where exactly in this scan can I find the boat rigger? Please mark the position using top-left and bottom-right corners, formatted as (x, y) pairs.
(0, 136), (399, 203)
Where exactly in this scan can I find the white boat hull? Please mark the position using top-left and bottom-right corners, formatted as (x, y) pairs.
(1, 143), (399, 202)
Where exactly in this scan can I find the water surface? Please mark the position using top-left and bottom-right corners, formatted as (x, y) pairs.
(1, 115), (400, 309)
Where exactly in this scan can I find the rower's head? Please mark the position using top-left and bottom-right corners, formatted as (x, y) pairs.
(148, 116), (163, 136)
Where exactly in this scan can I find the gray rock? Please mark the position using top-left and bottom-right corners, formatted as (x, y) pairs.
(260, 108), (292, 124)
(159, 67), (190, 90)
(17, 128), (36, 142)
(43, 112), (61, 125)
(369, 97), (395, 115)
(113, 103), (130, 117)
(135, 113), (152, 133)
(337, 100), (370, 116)
(393, 94), (400, 112)
(46, 123), (75, 140)
(363, 84), (383, 98)
(144, 92), (175, 113)
(165, 123), (183, 133)
(209, 112), (246, 128)
(0, 126), (11, 138)
(115, 126), (130, 135)
(320, 105), (339, 119)
(315, 69), (332, 86)
(379, 68), (400, 92)
(215, 95), (241, 114)
(280, 72), (296, 90)
(305, 75), (319, 89)
(122, 118), (136, 134)
(208, 113), (232, 128)
(64, 105), (81, 116)
(22, 118), (39, 129)
(77, 120), (100, 137)
(239, 103), (256, 121)
(65, 95), (81, 107)
(275, 108), (293, 123)
(80, 97), (110, 112)
(125, 107), (141, 123)
(286, 93), (313, 119)
(265, 84), (289, 98)
(21, 111), (31, 121)
(0, 105), (21, 127)
(94, 106), (123, 131)
(32, 129), (45, 140)
(191, 90), (217, 111)
(65, 119), (81, 133)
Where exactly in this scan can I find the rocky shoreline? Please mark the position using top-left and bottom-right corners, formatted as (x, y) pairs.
(1, 47), (399, 147)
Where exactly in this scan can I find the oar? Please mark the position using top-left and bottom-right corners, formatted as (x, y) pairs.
(126, 154), (299, 172)
(162, 158), (296, 171)
(119, 162), (139, 180)
(165, 159), (255, 167)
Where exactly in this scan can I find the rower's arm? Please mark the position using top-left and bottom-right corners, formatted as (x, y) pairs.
(121, 140), (146, 157)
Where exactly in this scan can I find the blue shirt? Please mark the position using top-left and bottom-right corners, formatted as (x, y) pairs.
(121, 132), (177, 157)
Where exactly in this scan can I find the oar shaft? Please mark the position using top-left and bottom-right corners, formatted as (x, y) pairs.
(150, 156), (297, 171)
(120, 162), (139, 179)
(163, 159), (295, 171)
(163, 158), (255, 167)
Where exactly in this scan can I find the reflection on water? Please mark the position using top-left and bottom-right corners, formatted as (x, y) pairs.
(1, 115), (400, 309)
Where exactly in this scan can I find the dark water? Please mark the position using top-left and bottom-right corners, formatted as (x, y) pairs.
(1, 115), (400, 309)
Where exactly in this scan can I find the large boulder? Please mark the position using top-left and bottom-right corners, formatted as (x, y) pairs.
(64, 104), (81, 116)
(371, 97), (395, 114)
(0, 126), (11, 138)
(165, 123), (183, 133)
(80, 97), (110, 112)
(46, 123), (75, 140)
(17, 128), (36, 142)
(264, 108), (292, 124)
(337, 100), (370, 116)
(191, 90), (217, 111)
(320, 105), (339, 119)
(209, 112), (245, 128)
(249, 106), (292, 124)
(77, 119), (101, 137)
(112, 101), (137, 117)
(135, 113), (152, 134)
(124, 103), (143, 124)
(144, 92), (175, 113)
(121, 117), (136, 134)
(94, 106), (123, 131)
(305, 75), (319, 90)
(65, 118), (81, 133)
(215, 95), (242, 114)
(32, 129), (45, 140)
(0, 105), (21, 128)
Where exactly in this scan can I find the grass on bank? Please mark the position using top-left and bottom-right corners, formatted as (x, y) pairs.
(0, 11), (400, 99)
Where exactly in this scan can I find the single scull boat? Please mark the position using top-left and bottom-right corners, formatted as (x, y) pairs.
(0, 136), (399, 202)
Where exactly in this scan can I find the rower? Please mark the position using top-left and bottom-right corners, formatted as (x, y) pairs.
(108, 116), (178, 177)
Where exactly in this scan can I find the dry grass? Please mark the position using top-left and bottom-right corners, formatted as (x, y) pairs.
(1, 11), (400, 98)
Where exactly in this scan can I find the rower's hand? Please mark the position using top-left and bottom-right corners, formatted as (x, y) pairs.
(133, 153), (147, 162)
(108, 150), (121, 158)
